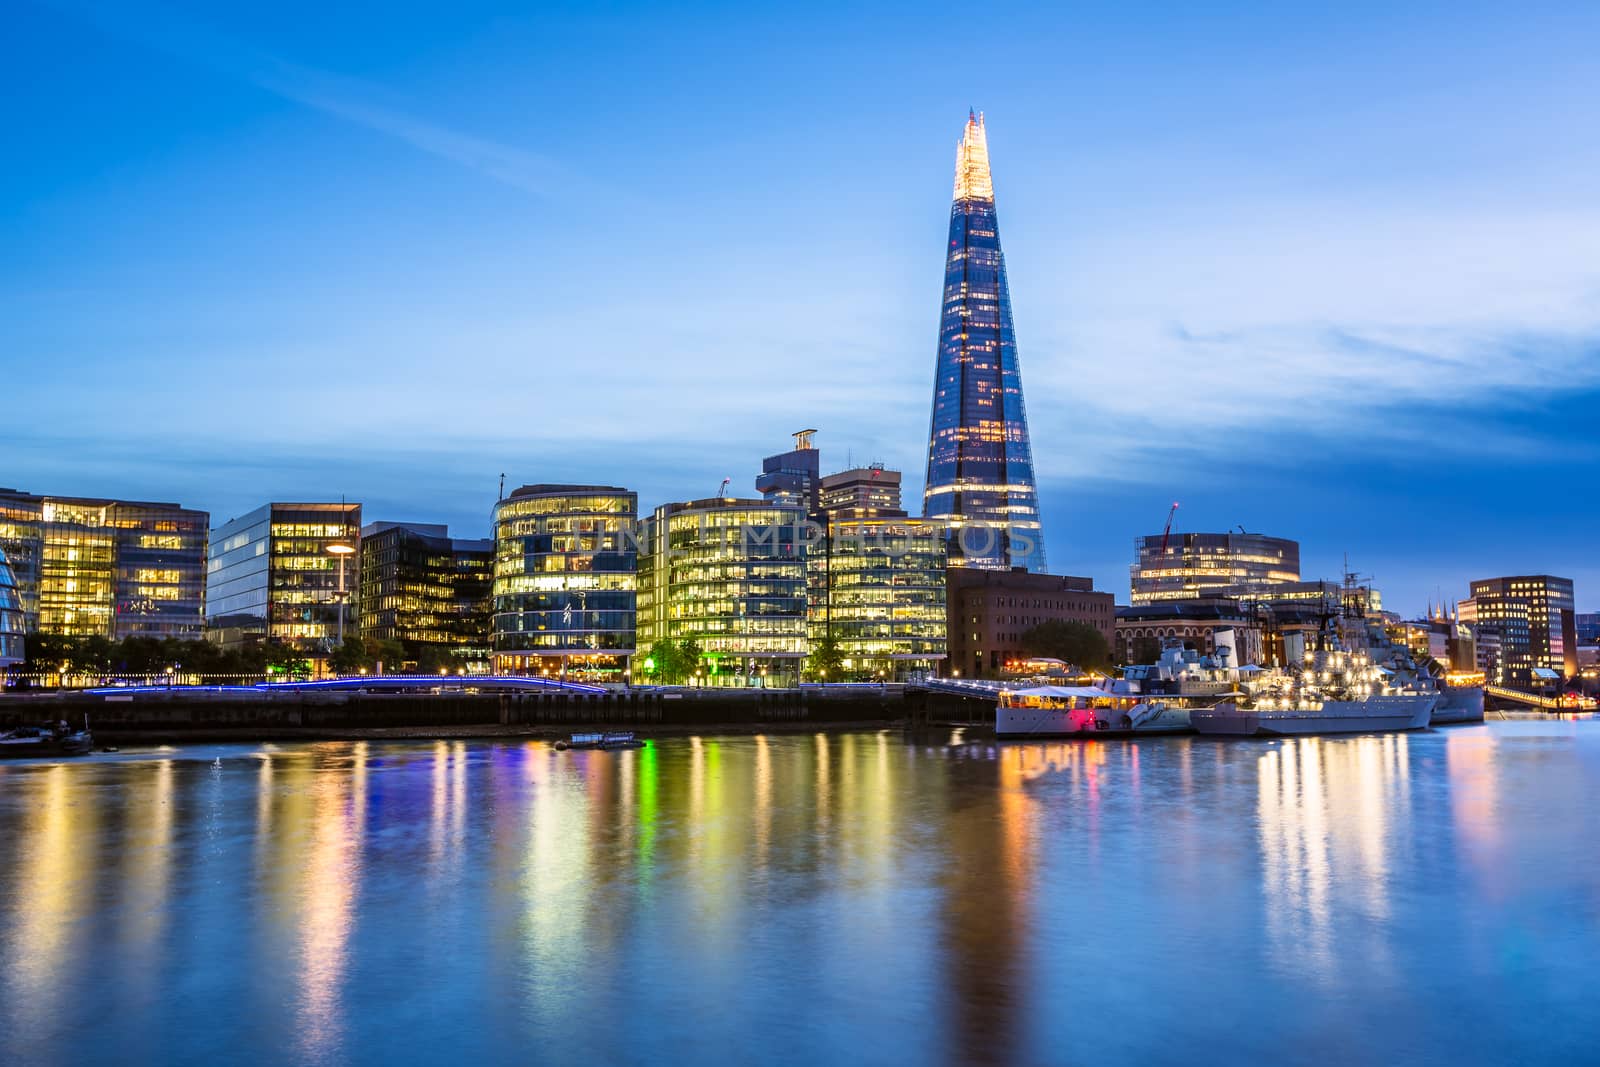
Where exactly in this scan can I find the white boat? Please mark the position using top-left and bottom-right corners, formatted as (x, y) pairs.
(997, 686), (1192, 739)
(1190, 694), (1435, 737)
(1190, 632), (1436, 737)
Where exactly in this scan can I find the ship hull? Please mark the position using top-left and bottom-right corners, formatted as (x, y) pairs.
(996, 705), (1193, 740)
(1190, 695), (1435, 737)
(1430, 686), (1485, 725)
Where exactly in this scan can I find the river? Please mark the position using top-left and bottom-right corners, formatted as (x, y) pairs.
(1, 722), (1596, 1065)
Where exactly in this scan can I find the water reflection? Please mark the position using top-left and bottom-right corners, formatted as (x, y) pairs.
(1256, 735), (1412, 983)
(0, 727), (1597, 1064)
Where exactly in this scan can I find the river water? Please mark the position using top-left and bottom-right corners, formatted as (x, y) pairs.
(1, 722), (1596, 1065)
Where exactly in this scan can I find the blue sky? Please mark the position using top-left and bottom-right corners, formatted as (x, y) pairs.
(6, 1), (1598, 614)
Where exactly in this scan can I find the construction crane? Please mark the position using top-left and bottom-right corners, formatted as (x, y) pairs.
(716, 477), (731, 499)
(1160, 502), (1180, 555)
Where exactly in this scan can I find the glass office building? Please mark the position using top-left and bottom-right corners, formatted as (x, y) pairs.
(359, 523), (493, 668)
(922, 112), (1047, 571)
(637, 498), (808, 686)
(810, 518), (947, 679)
(1130, 532), (1301, 605)
(0, 489), (207, 640)
(206, 503), (362, 649)
(1467, 575), (1577, 686)
(492, 485), (637, 678)
(0, 545), (24, 668)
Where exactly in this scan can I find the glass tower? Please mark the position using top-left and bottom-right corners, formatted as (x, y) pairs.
(491, 485), (637, 678)
(923, 112), (1046, 571)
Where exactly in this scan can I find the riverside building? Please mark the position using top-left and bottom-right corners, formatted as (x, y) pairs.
(637, 497), (808, 686)
(810, 516), (948, 680)
(359, 523), (493, 669)
(491, 485), (637, 679)
(0, 488), (207, 640)
(0, 545), (24, 670)
(1129, 531), (1301, 605)
(819, 465), (903, 521)
(1465, 575), (1577, 686)
(205, 502), (362, 649)
(922, 112), (1047, 571)
(946, 568), (1114, 679)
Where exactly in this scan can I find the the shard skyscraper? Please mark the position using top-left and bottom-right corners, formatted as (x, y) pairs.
(923, 112), (1046, 571)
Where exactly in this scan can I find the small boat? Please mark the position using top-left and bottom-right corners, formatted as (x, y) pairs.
(0, 721), (94, 758)
(556, 731), (645, 751)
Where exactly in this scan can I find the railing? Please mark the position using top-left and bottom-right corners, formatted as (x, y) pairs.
(1484, 684), (1597, 711)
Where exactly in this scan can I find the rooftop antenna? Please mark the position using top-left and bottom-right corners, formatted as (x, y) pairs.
(498, 472), (506, 501)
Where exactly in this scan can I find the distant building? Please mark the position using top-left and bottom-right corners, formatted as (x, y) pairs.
(755, 430), (822, 515)
(0, 545), (24, 669)
(0, 488), (208, 640)
(637, 497), (807, 685)
(359, 523), (493, 669)
(1129, 532), (1300, 605)
(810, 517), (947, 680)
(1576, 612), (1600, 644)
(491, 485), (637, 679)
(1466, 575), (1577, 686)
(819, 465), (903, 520)
(206, 502), (362, 650)
(922, 113), (1046, 571)
(1116, 599), (1265, 669)
(946, 568), (1114, 678)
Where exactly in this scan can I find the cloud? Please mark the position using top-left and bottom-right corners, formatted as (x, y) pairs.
(44, 0), (566, 195)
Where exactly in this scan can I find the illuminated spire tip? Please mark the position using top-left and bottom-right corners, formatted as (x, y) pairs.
(952, 110), (993, 202)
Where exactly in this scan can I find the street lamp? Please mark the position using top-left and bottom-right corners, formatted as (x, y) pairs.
(326, 542), (356, 648)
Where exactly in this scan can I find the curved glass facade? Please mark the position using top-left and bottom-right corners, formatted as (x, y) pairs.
(923, 112), (1046, 571)
(637, 498), (807, 686)
(1129, 532), (1301, 604)
(0, 545), (24, 668)
(492, 485), (637, 677)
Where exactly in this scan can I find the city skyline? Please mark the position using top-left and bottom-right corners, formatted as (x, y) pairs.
(8, 3), (1600, 613)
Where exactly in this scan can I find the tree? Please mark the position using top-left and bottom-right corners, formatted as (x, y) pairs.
(806, 635), (845, 681)
(1019, 620), (1111, 671)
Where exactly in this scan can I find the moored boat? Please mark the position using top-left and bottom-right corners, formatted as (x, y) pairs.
(1190, 694), (1435, 737)
(997, 686), (1192, 739)
(0, 721), (94, 758)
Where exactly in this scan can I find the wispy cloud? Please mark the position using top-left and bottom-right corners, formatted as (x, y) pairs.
(44, 0), (566, 195)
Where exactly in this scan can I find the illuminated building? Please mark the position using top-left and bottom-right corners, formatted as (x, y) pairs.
(819, 465), (903, 520)
(755, 429), (821, 514)
(0, 545), (23, 669)
(1576, 613), (1600, 644)
(922, 112), (1046, 571)
(1465, 575), (1576, 686)
(1130, 531), (1301, 605)
(947, 568), (1113, 678)
(810, 517), (947, 679)
(0, 488), (207, 639)
(491, 485), (637, 677)
(206, 502), (362, 649)
(637, 497), (807, 685)
(358, 523), (493, 668)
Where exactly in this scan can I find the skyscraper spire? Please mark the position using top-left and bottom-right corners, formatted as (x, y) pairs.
(952, 110), (993, 202)
(924, 112), (1046, 571)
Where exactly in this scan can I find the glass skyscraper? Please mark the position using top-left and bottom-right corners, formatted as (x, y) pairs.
(923, 112), (1046, 571)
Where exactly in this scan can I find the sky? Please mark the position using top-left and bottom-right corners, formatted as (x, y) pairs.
(5, 0), (1598, 615)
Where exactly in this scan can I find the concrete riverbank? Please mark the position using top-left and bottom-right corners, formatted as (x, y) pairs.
(3, 684), (992, 743)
